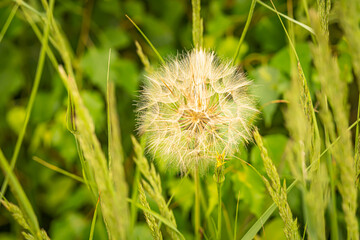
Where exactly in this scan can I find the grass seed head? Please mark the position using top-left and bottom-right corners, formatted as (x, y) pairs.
(136, 49), (257, 173)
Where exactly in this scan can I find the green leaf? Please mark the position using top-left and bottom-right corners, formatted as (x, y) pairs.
(167, 178), (194, 216)
(270, 43), (312, 81)
(112, 58), (139, 96)
(231, 165), (265, 217)
(250, 66), (289, 126)
(99, 28), (131, 50)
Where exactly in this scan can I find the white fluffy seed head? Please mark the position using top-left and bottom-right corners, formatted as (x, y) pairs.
(136, 49), (258, 173)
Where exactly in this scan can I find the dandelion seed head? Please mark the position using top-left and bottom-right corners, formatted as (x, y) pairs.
(136, 49), (257, 172)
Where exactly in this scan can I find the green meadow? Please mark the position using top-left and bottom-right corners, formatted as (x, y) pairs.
(0, 0), (359, 239)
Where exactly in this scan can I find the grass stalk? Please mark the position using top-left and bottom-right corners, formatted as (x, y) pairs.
(194, 165), (201, 240)
(253, 129), (300, 240)
(0, 150), (41, 239)
(0, 3), (19, 43)
(233, 192), (240, 240)
(232, 0), (256, 65)
(0, 0), (53, 198)
(216, 181), (222, 240)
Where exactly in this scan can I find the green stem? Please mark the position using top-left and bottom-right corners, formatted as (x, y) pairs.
(194, 166), (201, 240)
(256, 0), (314, 34)
(192, 0), (203, 49)
(232, 0), (256, 65)
(0, 3), (19, 43)
(217, 181), (222, 240)
(355, 95), (360, 183)
(324, 100), (339, 240)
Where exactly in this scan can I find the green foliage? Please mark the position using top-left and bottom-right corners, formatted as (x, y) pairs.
(0, 0), (359, 239)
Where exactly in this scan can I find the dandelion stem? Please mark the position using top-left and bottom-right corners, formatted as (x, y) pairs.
(192, 0), (203, 49)
(216, 181), (222, 240)
(194, 165), (201, 240)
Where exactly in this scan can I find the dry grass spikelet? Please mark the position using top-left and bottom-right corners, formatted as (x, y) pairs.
(137, 49), (257, 172)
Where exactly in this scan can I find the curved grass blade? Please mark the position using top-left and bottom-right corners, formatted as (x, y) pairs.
(125, 14), (164, 64)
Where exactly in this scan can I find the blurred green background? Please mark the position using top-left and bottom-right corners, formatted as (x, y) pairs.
(0, 0), (357, 239)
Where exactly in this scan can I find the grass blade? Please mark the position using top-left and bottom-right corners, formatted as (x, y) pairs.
(0, 3), (19, 43)
(125, 14), (164, 64)
(32, 156), (84, 183)
(89, 193), (100, 240)
(232, 0), (256, 65)
(256, 0), (314, 34)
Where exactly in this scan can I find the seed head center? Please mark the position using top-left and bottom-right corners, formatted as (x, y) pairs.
(179, 109), (212, 133)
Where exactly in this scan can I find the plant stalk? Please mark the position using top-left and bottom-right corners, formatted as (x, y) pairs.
(194, 165), (201, 240)
(217, 181), (222, 240)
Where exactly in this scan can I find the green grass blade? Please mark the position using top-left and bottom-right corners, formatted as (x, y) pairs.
(256, 0), (314, 34)
(12, 0), (44, 18)
(232, 0), (256, 65)
(0, 0), (53, 198)
(0, 149), (41, 239)
(125, 14), (164, 64)
(233, 192), (240, 240)
(89, 194), (100, 240)
(241, 180), (297, 240)
(0, 3), (19, 43)
(32, 156), (84, 183)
